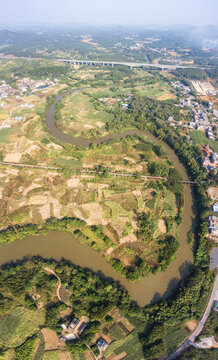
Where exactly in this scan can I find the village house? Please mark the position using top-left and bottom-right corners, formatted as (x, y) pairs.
(97, 338), (109, 352)
(59, 316), (89, 343)
(201, 146), (218, 174)
(212, 202), (218, 213)
(208, 215), (218, 238)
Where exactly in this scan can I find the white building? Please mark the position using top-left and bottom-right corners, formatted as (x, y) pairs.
(212, 203), (218, 212)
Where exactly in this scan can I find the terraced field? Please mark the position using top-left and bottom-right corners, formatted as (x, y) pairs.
(0, 136), (182, 276)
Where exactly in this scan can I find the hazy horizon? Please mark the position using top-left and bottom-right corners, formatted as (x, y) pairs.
(1, 0), (218, 27)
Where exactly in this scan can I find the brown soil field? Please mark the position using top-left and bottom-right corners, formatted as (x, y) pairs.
(41, 328), (65, 351)
(207, 187), (218, 201)
(185, 321), (198, 332)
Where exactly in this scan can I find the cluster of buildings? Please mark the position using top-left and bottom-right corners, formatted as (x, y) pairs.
(201, 145), (218, 174)
(170, 81), (217, 140)
(16, 77), (54, 94)
(171, 80), (191, 95)
(59, 316), (109, 353)
(208, 215), (218, 238)
(99, 93), (133, 110)
(208, 204), (218, 241)
(0, 81), (15, 99)
(191, 81), (217, 96)
(0, 77), (55, 100)
(60, 317), (89, 342)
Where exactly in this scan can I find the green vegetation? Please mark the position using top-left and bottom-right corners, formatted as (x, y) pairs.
(200, 310), (218, 341)
(0, 47), (217, 359)
(0, 133), (184, 280)
(56, 91), (113, 137)
(178, 347), (216, 359)
(15, 336), (37, 360)
(0, 307), (44, 348)
(0, 129), (11, 144)
(0, 258), (134, 357)
(172, 68), (208, 80)
(191, 130), (218, 153)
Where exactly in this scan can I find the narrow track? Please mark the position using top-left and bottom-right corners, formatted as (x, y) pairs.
(0, 161), (198, 184)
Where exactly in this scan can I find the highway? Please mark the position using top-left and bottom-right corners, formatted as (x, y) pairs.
(58, 58), (209, 70)
(167, 271), (218, 360)
(0, 54), (210, 71)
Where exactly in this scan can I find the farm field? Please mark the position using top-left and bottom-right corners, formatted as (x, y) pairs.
(134, 79), (176, 100)
(57, 91), (113, 137)
(0, 59), (185, 281)
(0, 258), (208, 360)
(0, 259), (147, 360)
(0, 135), (182, 276)
(56, 71), (175, 138)
(0, 307), (44, 348)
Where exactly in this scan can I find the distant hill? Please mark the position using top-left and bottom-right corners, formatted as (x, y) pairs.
(0, 29), (16, 42)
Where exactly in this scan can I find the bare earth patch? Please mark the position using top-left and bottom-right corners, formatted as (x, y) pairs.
(25, 144), (40, 155)
(124, 157), (136, 164)
(41, 328), (65, 351)
(185, 321), (198, 332)
(120, 233), (137, 244)
(82, 203), (106, 225)
(6, 168), (19, 176)
(106, 247), (114, 256)
(28, 195), (48, 205)
(207, 186), (218, 201)
(39, 203), (51, 220)
(67, 178), (80, 188)
(132, 190), (142, 197)
(59, 350), (72, 360)
(23, 183), (42, 197)
(3, 153), (22, 162)
(158, 219), (167, 234)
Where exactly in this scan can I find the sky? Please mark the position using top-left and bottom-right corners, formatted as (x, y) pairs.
(1, 0), (218, 27)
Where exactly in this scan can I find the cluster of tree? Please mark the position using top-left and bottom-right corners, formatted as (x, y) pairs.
(172, 68), (207, 80)
(139, 324), (167, 360)
(0, 257), (133, 355)
(178, 346), (217, 359)
(111, 257), (151, 281)
(13, 64), (71, 80)
(0, 217), (86, 245)
(15, 336), (37, 360)
(113, 94), (215, 358)
(148, 162), (169, 177)
(105, 95), (181, 133)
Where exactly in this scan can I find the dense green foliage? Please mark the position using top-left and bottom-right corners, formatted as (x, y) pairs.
(15, 336), (37, 360)
(178, 347), (216, 359)
(0, 258), (132, 355)
(0, 217), (85, 245)
(172, 68), (207, 80)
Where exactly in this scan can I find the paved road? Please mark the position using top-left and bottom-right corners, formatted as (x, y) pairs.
(58, 58), (210, 70)
(0, 55), (210, 71)
(189, 272), (218, 342)
(167, 272), (218, 360)
(0, 161), (197, 184)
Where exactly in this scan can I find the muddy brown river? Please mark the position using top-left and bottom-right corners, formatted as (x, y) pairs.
(0, 89), (196, 306)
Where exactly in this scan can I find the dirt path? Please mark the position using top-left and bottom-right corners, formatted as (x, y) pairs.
(0, 161), (197, 184)
(44, 267), (62, 302)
